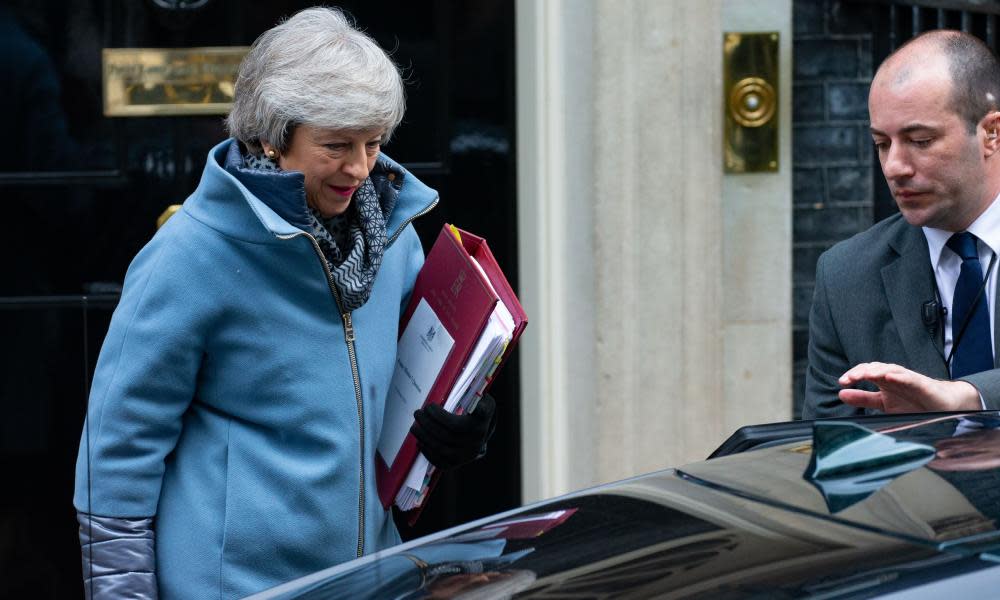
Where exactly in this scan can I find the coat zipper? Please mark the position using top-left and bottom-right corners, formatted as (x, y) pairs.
(282, 232), (367, 558)
(386, 197), (438, 246)
(278, 195), (437, 558)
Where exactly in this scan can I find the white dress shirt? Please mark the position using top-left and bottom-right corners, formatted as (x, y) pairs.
(923, 192), (1000, 364)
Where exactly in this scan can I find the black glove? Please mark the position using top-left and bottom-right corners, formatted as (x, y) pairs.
(411, 394), (497, 470)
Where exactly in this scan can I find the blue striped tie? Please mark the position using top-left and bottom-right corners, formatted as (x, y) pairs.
(947, 232), (994, 378)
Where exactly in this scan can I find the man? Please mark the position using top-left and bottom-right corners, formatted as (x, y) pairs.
(804, 30), (1000, 418)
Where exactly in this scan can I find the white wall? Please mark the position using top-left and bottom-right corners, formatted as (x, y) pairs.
(516, 0), (792, 502)
(719, 1), (794, 442)
(515, 0), (598, 501)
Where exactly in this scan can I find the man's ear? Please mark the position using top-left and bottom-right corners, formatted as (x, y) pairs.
(982, 111), (1000, 156)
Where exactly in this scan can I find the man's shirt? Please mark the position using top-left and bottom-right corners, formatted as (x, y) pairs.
(923, 191), (1000, 361)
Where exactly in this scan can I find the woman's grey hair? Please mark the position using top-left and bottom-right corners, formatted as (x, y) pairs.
(226, 6), (406, 154)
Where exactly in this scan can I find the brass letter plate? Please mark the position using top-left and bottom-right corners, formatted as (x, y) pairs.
(103, 47), (249, 117)
(723, 32), (779, 173)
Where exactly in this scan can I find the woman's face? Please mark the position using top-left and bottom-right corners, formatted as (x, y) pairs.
(270, 125), (384, 218)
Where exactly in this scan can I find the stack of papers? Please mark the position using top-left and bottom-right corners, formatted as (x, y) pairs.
(374, 224), (527, 517)
(394, 263), (516, 510)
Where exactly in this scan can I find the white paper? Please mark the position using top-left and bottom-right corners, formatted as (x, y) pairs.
(393, 255), (521, 511)
(403, 453), (431, 493)
(398, 309), (511, 507)
(443, 325), (502, 412)
(377, 298), (455, 466)
(442, 255), (516, 414)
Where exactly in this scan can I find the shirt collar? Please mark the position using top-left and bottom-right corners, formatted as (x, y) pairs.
(923, 190), (1000, 269)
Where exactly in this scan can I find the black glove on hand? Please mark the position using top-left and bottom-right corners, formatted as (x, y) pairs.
(411, 394), (497, 470)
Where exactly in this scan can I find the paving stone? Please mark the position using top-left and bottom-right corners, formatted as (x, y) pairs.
(794, 167), (826, 204)
(794, 203), (870, 244)
(828, 0), (876, 35)
(793, 244), (828, 284)
(828, 81), (869, 120)
(793, 124), (859, 163)
(793, 283), (816, 326)
(793, 0), (825, 35)
(827, 165), (873, 204)
(795, 39), (860, 79)
(794, 83), (826, 122)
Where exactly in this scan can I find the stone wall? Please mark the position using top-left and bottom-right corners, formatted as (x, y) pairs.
(517, 0), (795, 500)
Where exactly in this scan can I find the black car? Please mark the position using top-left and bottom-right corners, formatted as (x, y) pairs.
(248, 412), (1000, 599)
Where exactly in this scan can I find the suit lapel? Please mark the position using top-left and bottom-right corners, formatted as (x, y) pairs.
(881, 223), (950, 379)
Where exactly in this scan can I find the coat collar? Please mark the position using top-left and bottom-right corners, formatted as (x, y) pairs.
(183, 139), (437, 245)
(882, 218), (949, 378)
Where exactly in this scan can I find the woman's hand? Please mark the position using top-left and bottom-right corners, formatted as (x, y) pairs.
(410, 394), (497, 470)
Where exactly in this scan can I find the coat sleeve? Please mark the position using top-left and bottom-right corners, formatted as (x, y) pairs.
(77, 512), (157, 599)
(959, 370), (1000, 410)
(74, 233), (209, 518)
(74, 225), (214, 595)
(803, 253), (868, 419)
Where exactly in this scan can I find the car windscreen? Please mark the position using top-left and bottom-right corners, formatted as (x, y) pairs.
(680, 412), (1000, 557)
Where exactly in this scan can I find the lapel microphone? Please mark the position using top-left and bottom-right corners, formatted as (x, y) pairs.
(922, 300), (946, 336)
(922, 250), (996, 366)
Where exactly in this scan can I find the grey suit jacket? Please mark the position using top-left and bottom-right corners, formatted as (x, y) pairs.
(803, 213), (1000, 419)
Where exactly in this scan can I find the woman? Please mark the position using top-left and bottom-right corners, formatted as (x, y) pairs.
(73, 7), (495, 599)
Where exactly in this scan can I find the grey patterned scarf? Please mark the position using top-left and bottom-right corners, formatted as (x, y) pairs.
(245, 153), (394, 312)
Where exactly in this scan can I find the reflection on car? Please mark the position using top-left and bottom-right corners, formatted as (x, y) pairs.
(248, 412), (1000, 599)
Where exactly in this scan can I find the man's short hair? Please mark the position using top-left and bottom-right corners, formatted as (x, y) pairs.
(940, 32), (1000, 133)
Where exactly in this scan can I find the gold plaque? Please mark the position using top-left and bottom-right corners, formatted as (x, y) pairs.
(103, 47), (249, 117)
(723, 32), (779, 173)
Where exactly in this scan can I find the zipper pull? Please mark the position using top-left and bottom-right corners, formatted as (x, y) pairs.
(343, 312), (355, 342)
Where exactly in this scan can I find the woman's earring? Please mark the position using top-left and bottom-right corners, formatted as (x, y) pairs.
(267, 149), (277, 159)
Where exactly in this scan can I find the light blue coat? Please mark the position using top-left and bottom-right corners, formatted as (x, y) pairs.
(74, 139), (437, 598)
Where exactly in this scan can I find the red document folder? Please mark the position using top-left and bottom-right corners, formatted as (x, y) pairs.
(477, 508), (578, 540)
(376, 224), (527, 512)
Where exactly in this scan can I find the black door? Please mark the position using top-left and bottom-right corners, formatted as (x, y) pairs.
(0, 1), (519, 596)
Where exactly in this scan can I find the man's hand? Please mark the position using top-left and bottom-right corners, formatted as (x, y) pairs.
(838, 362), (981, 413)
